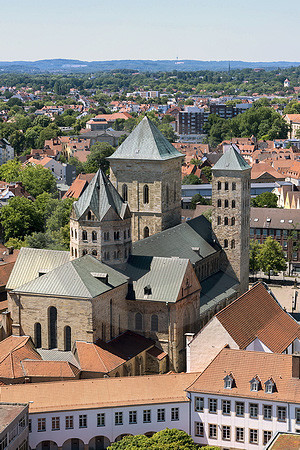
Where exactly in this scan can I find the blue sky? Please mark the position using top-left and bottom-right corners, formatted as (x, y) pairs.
(1, 0), (300, 62)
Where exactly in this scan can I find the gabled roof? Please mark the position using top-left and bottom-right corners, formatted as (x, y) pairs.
(216, 282), (300, 353)
(21, 360), (80, 379)
(108, 116), (183, 161)
(12, 255), (128, 299)
(0, 336), (41, 380)
(73, 169), (130, 221)
(212, 145), (250, 171)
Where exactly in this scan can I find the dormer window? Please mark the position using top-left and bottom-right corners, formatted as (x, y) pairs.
(223, 374), (234, 389)
(249, 376), (261, 392)
(264, 379), (275, 394)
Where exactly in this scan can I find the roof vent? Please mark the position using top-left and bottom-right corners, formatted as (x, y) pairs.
(91, 272), (108, 284)
(38, 269), (48, 277)
(254, 218), (259, 222)
(144, 285), (152, 295)
(289, 219), (293, 223)
(280, 219), (285, 223)
(266, 218), (271, 222)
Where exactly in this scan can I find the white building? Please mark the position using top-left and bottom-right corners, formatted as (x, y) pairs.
(0, 373), (197, 450)
(0, 138), (14, 165)
(187, 348), (300, 450)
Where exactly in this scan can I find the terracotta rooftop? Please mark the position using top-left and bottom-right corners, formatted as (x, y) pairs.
(0, 336), (41, 380)
(74, 341), (125, 373)
(21, 360), (80, 378)
(187, 348), (300, 403)
(267, 432), (300, 449)
(251, 162), (284, 179)
(0, 372), (198, 413)
(216, 282), (300, 353)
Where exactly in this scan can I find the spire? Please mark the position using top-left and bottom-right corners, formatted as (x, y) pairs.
(108, 116), (182, 161)
(73, 169), (130, 221)
(212, 145), (250, 172)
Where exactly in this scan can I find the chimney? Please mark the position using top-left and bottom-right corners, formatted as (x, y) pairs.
(292, 355), (300, 378)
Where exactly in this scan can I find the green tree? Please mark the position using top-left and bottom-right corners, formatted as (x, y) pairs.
(0, 159), (21, 182)
(0, 197), (43, 240)
(158, 123), (177, 143)
(201, 166), (212, 182)
(84, 142), (115, 174)
(9, 130), (25, 154)
(259, 236), (287, 280)
(182, 174), (202, 185)
(190, 193), (211, 209)
(251, 192), (278, 208)
(68, 156), (84, 176)
(26, 231), (56, 249)
(4, 237), (27, 250)
(20, 165), (57, 197)
(249, 240), (262, 275)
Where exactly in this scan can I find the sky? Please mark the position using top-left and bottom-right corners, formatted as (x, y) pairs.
(1, 0), (300, 62)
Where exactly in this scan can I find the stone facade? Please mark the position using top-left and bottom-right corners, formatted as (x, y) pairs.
(109, 158), (182, 242)
(211, 167), (251, 294)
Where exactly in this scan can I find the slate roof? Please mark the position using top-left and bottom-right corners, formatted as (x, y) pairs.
(12, 255), (128, 299)
(108, 116), (183, 161)
(6, 247), (70, 291)
(200, 271), (239, 315)
(73, 169), (129, 221)
(212, 145), (250, 171)
(132, 215), (219, 264)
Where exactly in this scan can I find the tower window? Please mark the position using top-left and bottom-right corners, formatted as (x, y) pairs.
(143, 226), (150, 238)
(225, 182), (229, 190)
(217, 199), (221, 207)
(217, 216), (221, 225)
(87, 211), (92, 220)
(104, 231), (109, 241)
(231, 217), (235, 226)
(122, 184), (128, 202)
(71, 228), (73, 238)
(224, 239), (228, 248)
(48, 306), (57, 349)
(34, 322), (42, 348)
(75, 248), (77, 258)
(82, 230), (87, 241)
(135, 313), (143, 330)
(224, 217), (228, 226)
(114, 231), (120, 241)
(232, 200), (236, 208)
(71, 247), (74, 257)
(151, 314), (158, 332)
(143, 184), (149, 204)
(64, 326), (71, 351)
(92, 231), (97, 241)
(231, 239), (235, 249)
(232, 182), (236, 190)
(217, 181), (221, 190)
(225, 200), (229, 208)
(75, 230), (77, 240)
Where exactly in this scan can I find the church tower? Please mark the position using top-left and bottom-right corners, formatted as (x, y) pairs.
(211, 145), (251, 293)
(108, 117), (184, 242)
(70, 169), (132, 266)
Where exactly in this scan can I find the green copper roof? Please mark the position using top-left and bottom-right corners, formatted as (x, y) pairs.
(108, 116), (183, 161)
(73, 169), (129, 221)
(13, 255), (128, 298)
(212, 145), (250, 171)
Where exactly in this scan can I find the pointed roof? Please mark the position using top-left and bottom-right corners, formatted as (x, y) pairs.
(108, 116), (183, 161)
(212, 145), (250, 172)
(73, 169), (129, 221)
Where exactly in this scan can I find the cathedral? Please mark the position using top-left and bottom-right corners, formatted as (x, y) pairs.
(5, 117), (251, 372)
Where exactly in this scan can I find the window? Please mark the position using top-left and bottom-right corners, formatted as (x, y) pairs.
(115, 412), (123, 425)
(143, 226), (150, 239)
(135, 312), (143, 330)
(225, 182), (228, 190)
(65, 416), (73, 429)
(127, 229), (130, 238)
(218, 181), (221, 190)
(217, 216), (221, 225)
(224, 374), (233, 389)
(87, 211), (92, 220)
(232, 200), (236, 208)
(296, 408), (300, 424)
(222, 425), (230, 440)
(122, 184), (128, 202)
(236, 427), (244, 442)
(225, 199), (229, 207)
(92, 250), (97, 256)
(0, 435), (7, 450)
(92, 231), (97, 242)
(103, 251), (110, 261)
(129, 411), (137, 424)
(249, 403), (258, 419)
(82, 249), (87, 256)
(171, 407), (179, 421)
(235, 401), (245, 417)
(143, 184), (149, 204)
(209, 424), (217, 439)
(143, 410), (151, 423)
(114, 231), (120, 241)
(52, 417), (60, 431)
(151, 314), (158, 331)
(249, 429), (258, 444)
(64, 326), (71, 351)
(231, 239), (235, 249)
(34, 322), (42, 348)
(79, 415), (87, 428)
(195, 421), (204, 437)
(222, 400), (231, 415)
(263, 431), (272, 445)
(28, 419), (32, 433)
(48, 306), (57, 349)
(265, 379), (275, 393)
(263, 405), (272, 420)
(157, 408), (165, 422)
(195, 397), (204, 412)
(19, 416), (26, 428)
(38, 418), (46, 432)
(224, 239), (228, 248)
(217, 199), (221, 207)
(231, 217), (235, 226)
(224, 217), (228, 226)
(82, 230), (87, 241)
(277, 406), (286, 422)
(232, 182), (236, 190)
(104, 231), (109, 241)
(97, 413), (105, 427)
(209, 398), (217, 413)
(9, 425), (18, 443)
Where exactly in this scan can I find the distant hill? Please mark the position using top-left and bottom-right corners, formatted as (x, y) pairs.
(0, 59), (299, 73)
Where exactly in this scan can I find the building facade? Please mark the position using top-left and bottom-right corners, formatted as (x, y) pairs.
(0, 403), (29, 450)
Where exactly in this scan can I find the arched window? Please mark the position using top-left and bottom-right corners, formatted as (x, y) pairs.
(225, 200), (229, 208)
(166, 184), (169, 205)
(151, 314), (158, 332)
(92, 231), (97, 241)
(217, 199), (221, 207)
(122, 184), (128, 202)
(75, 248), (77, 258)
(231, 239), (235, 249)
(143, 185), (149, 204)
(92, 250), (97, 256)
(232, 200), (236, 208)
(82, 249), (87, 256)
(87, 211), (92, 220)
(71, 247), (74, 257)
(224, 217), (228, 226)
(135, 312), (143, 330)
(48, 306), (57, 349)
(64, 326), (71, 351)
(217, 181), (221, 190)
(225, 182), (229, 191)
(144, 226), (149, 238)
(75, 230), (77, 240)
(217, 216), (221, 225)
(71, 228), (73, 238)
(82, 230), (87, 241)
(34, 322), (42, 348)
(232, 182), (236, 191)
(231, 217), (235, 226)
(224, 239), (228, 248)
